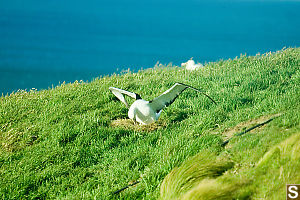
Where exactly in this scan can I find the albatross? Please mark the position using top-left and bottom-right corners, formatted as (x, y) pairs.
(109, 83), (216, 125)
(181, 59), (203, 71)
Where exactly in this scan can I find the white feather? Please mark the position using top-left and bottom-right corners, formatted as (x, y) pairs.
(181, 59), (203, 71)
(109, 87), (138, 107)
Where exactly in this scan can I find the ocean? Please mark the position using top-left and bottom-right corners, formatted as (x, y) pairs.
(0, 0), (299, 95)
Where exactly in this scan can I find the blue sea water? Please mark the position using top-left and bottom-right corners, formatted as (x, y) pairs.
(0, 0), (299, 95)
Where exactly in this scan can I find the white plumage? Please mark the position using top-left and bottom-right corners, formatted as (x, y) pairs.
(181, 59), (203, 71)
(109, 83), (216, 125)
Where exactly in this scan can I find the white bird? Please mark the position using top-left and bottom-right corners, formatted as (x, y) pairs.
(181, 59), (203, 71)
(109, 83), (216, 125)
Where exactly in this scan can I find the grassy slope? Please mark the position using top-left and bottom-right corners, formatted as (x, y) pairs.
(0, 48), (299, 199)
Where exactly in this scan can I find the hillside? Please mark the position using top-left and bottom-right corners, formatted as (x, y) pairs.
(0, 48), (299, 199)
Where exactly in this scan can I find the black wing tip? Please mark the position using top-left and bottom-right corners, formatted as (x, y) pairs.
(135, 94), (142, 100)
(109, 86), (142, 100)
(175, 83), (217, 105)
(175, 82), (190, 87)
(175, 82), (201, 91)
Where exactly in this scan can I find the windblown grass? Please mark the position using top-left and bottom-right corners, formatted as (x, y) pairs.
(0, 48), (299, 199)
(250, 131), (300, 199)
(160, 151), (235, 200)
(160, 131), (300, 200)
(179, 179), (239, 200)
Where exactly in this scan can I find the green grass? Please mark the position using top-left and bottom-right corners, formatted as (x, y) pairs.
(0, 48), (299, 199)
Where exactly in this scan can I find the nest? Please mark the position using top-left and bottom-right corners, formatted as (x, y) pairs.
(110, 119), (166, 132)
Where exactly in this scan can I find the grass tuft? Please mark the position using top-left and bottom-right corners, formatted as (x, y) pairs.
(160, 151), (234, 200)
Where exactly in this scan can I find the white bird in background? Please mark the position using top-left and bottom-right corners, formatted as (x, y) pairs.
(109, 83), (216, 125)
(181, 59), (203, 71)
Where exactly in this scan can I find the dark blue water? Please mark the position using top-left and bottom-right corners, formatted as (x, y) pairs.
(0, 0), (299, 95)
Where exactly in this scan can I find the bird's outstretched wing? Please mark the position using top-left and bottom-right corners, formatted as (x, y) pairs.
(149, 83), (216, 112)
(109, 87), (142, 108)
